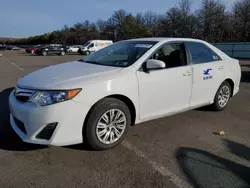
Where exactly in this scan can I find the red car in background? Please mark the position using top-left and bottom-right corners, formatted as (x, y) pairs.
(26, 45), (43, 54)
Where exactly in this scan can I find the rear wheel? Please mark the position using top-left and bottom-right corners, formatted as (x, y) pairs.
(31, 50), (35, 54)
(212, 81), (232, 111)
(61, 51), (65, 56)
(85, 98), (131, 150)
(42, 51), (47, 56)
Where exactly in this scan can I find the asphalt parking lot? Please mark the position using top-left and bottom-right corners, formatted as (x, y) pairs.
(0, 50), (250, 188)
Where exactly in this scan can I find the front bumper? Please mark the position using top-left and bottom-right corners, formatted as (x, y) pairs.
(9, 90), (90, 146)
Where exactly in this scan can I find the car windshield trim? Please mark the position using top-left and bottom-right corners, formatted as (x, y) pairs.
(82, 60), (123, 67)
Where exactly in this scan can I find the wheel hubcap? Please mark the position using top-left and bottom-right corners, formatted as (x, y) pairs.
(96, 109), (126, 144)
(218, 86), (230, 108)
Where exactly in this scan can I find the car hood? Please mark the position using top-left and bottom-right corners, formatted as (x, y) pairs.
(18, 61), (122, 90)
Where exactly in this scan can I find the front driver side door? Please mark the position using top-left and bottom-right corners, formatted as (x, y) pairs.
(137, 42), (193, 121)
(88, 43), (96, 52)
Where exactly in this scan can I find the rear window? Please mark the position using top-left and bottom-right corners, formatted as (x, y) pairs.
(187, 42), (222, 64)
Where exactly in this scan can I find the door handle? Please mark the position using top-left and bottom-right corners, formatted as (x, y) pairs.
(183, 71), (192, 76)
(219, 66), (224, 70)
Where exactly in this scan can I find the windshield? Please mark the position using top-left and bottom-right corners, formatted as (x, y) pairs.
(82, 41), (91, 48)
(83, 41), (157, 67)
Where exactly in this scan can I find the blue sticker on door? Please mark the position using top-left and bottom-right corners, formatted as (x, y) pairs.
(203, 69), (213, 80)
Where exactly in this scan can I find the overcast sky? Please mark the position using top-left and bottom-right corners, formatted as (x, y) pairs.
(0, 0), (238, 38)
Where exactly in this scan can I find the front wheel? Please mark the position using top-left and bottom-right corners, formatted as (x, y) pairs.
(60, 51), (65, 56)
(85, 51), (90, 56)
(85, 98), (131, 150)
(212, 81), (232, 111)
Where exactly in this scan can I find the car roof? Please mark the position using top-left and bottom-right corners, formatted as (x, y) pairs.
(126, 37), (205, 43)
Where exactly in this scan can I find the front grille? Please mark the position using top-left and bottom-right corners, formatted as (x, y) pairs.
(14, 87), (34, 103)
(36, 123), (58, 140)
(13, 116), (27, 134)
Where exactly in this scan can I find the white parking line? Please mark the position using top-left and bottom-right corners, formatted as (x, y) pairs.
(122, 141), (191, 188)
(2, 57), (24, 71)
(11, 62), (24, 71)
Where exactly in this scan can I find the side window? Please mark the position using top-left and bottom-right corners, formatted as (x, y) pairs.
(88, 43), (94, 48)
(151, 43), (187, 68)
(187, 42), (221, 64)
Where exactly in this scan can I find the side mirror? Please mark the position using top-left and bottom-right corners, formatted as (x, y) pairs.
(146, 59), (166, 70)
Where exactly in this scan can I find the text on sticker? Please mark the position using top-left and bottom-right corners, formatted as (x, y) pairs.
(135, 44), (153, 48)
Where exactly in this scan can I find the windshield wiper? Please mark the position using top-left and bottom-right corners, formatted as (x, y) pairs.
(84, 60), (98, 64)
(78, 59), (96, 63)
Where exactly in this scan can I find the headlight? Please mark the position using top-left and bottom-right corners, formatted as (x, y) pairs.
(29, 89), (81, 106)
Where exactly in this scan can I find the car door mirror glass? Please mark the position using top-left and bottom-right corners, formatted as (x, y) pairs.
(146, 59), (166, 70)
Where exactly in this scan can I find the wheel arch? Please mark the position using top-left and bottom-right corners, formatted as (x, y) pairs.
(224, 78), (234, 97)
(82, 94), (137, 140)
(212, 78), (235, 103)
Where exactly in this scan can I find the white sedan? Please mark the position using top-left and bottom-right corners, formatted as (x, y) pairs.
(9, 38), (241, 150)
(67, 45), (81, 53)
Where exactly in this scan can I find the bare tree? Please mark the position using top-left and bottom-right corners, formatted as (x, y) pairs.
(197, 0), (227, 42)
(143, 11), (158, 36)
(166, 7), (182, 37)
(178, 0), (196, 37)
(233, 0), (250, 41)
(112, 9), (127, 40)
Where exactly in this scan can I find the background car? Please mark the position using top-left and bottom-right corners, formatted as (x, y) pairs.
(26, 45), (43, 54)
(78, 40), (113, 55)
(67, 45), (82, 53)
(6, 45), (21, 50)
(0, 45), (6, 51)
(36, 44), (67, 56)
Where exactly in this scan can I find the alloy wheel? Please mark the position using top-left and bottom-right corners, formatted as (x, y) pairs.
(218, 85), (230, 108)
(96, 109), (126, 144)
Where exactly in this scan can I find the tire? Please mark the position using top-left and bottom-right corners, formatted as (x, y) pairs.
(85, 51), (90, 56)
(60, 51), (65, 56)
(31, 50), (35, 54)
(42, 51), (47, 56)
(212, 81), (232, 111)
(85, 98), (131, 150)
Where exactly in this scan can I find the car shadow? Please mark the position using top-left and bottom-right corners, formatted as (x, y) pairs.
(224, 139), (250, 162)
(176, 144), (250, 187)
(195, 106), (213, 112)
(63, 143), (93, 151)
(0, 87), (46, 151)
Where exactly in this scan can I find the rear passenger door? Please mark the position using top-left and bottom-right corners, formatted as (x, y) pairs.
(186, 42), (226, 107)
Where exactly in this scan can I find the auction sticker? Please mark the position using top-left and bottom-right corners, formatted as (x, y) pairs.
(135, 44), (153, 48)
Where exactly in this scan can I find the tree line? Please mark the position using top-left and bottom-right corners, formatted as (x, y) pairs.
(1, 0), (250, 45)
